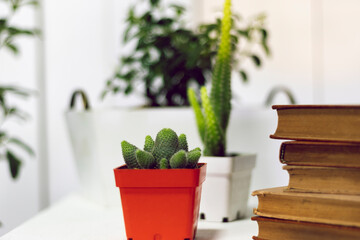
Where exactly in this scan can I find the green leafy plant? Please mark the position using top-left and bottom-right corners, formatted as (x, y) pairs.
(0, 0), (38, 179)
(121, 128), (201, 169)
(188, 0), (233, 157)
(102, 0), (270, 107)
(0, 0), (39, 54)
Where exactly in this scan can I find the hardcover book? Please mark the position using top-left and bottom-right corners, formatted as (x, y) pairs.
(252, 216), (360, 240)
(270, 105), (360, 142)
(283, 165), (360, 195)
(252, 187), (360, 227)
(280, 141), (360, 168)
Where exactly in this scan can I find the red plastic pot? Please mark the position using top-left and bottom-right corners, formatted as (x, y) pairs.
(114, 163), (206, 240)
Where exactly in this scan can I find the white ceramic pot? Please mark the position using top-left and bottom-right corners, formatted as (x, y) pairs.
(199, 154), (256, 222)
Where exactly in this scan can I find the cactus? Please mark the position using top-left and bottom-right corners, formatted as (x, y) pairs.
(144, 135), (155, 152)
(188, 0), (232, 157)
(136, 149), (156, 169)
(121, 141), (141, 169)
(159, 158), (169, 169)
(152, 128), (179, 163)
(121, 128), (202, 169)
(186, 148), (202, 168)
(178, 134), (188, 151)
(169, 150), (187, 169)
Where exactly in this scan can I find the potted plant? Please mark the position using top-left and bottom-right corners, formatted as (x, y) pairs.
(66, 0), (269, 206)
(188, 0), (256, 222)
(113, 128), (206, 239)
(102, 0), (270, 105)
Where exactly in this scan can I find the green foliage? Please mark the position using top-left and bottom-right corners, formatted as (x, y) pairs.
(188, 0), (233, 157)
(0, 0), (39, 54)
(121, 128), (201, 169)
(102, 0), (270, 107)
(0, 0), (38, 179)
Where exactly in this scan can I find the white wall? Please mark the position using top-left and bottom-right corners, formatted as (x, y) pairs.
(2, 0), (360, 235)
(323, 0), (360, 103)
(43, 0), (119, 205)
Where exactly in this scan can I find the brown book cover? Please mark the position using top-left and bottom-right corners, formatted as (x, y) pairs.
(280, 141), (360, 168)
(283, 165), (360, 195)
(252, 187), (360, 227)
(270, 105), (360, 142)
(252, 216), (360, 240)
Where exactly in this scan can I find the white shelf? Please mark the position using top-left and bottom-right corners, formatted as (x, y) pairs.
(1, 194), (257, 240)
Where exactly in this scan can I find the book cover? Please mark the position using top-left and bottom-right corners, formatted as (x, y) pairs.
(270, 105), (360, 142)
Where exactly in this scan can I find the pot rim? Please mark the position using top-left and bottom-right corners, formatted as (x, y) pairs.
(114, 163), (206, 188)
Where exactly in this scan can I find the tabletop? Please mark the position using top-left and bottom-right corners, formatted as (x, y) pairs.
(1, 194), (257, 240)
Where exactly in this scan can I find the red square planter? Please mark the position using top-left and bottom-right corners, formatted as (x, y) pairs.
(114, 163), (206, 240)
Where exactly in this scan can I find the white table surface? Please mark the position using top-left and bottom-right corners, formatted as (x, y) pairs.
(1, 194), (257, 240)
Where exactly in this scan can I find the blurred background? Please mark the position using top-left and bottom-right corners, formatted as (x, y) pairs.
(1, 0), (360, 236)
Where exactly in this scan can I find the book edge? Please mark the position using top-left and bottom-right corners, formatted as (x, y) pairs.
(252, 216), (360, 231)
(272, 105), (360, 110)
(270, 134), (360, 143)
(253, 209), (360, 228)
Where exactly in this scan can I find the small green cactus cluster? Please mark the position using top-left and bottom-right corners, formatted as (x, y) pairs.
(121, 128), (202, 169)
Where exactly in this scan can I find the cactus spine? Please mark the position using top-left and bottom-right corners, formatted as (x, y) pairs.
(188, 0), (232, 156)
(121, 128), (201, 169)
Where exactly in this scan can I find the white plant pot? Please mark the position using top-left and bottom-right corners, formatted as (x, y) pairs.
(199, 154), (256, 222)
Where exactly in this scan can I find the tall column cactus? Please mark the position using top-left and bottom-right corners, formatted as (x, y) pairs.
(188, 0), (232, 156)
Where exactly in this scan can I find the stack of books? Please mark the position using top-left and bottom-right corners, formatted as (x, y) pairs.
(252, 105), (360, 240)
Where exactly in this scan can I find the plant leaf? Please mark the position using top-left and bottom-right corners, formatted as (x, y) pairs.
(251, 55), (261, 67)
(8, 137), (35, 156)
(6, 150), (22, 179)
(239, 70), (248, 83)
(5, 42), (19, 54)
